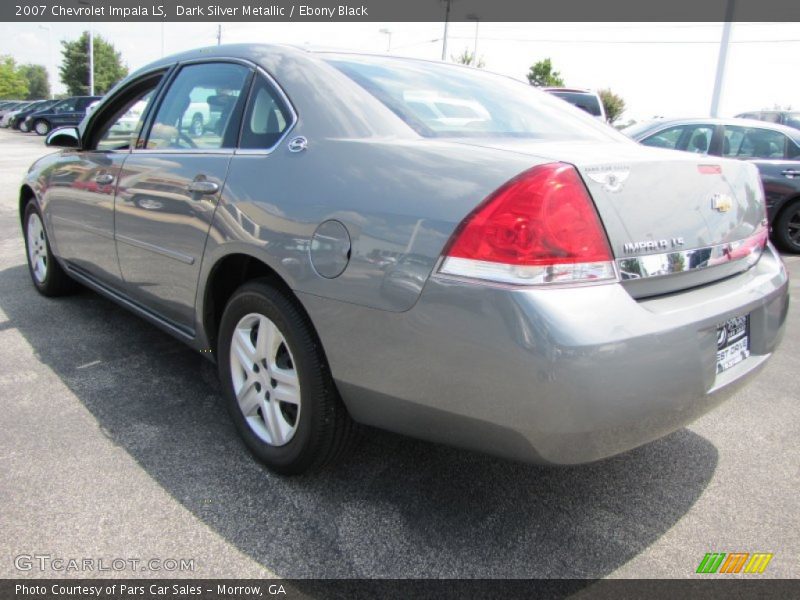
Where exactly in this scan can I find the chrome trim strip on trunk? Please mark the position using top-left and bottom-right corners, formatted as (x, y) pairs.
(617, 235), (765, 281)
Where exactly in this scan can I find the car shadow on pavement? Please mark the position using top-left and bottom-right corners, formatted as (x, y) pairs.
(0, 264), (719, 578)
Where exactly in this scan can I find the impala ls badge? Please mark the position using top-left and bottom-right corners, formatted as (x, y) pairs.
(711, 192), (733, 213)
(585, 165), (631, 193)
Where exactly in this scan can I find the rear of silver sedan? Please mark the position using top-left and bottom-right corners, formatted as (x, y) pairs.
(304, 242), (787, 465)
(298, 143), (789, 464)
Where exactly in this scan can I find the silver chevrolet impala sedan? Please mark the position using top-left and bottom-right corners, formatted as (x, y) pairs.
(20, 45), (788, 474)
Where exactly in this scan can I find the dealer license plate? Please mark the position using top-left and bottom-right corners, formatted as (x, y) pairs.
(716, 315), (750, 374)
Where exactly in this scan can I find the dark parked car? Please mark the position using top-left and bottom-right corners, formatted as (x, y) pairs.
(624, 117), (800, 253)
(0, 101), (31, 120)
(543, 87), (607, 121)
(25, 95), (101, 136)
(11, 99), (58, 131)
(19, 45), (787, 474)
(736, 110), (800, 131)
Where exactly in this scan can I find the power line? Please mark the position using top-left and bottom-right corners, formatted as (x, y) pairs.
(444, 36), (800, 44)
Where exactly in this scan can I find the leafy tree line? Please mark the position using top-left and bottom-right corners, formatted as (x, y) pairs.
(0, 56), (50, 100)
(0, 31), (127, 101)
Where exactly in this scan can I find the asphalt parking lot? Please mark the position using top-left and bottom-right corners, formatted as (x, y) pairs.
(0, 127), (797, 581)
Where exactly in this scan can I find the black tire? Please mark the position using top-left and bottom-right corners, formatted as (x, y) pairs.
(773, 200), (800, 254)
(19, 121), (29, 132)
(22, 201), (77, 296)
(218, 279), (356, 474)
(33, 119), (51, 136)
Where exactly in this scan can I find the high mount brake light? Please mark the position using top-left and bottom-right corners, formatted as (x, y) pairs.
(439, 162), (616, 285)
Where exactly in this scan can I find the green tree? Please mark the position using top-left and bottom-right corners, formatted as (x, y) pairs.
(598, 88), (626, 124)
(452, 48), (485, 68)
(0, 55), (29, 99)
(60, 31), (128, 96)
(20, 64), (50, 99)
(526, 58), (564, 87)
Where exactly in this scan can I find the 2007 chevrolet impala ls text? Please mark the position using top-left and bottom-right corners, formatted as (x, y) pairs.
(20, 45), (788, 474)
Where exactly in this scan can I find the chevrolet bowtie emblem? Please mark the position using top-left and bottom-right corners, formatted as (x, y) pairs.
(711, 193), (733, 213)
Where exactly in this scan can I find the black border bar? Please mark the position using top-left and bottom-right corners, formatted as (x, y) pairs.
(5, 0), (800, 22)
(3, 579), (800, 600)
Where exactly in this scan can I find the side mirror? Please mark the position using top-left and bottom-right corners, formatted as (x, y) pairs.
(46, 127), (81, 149)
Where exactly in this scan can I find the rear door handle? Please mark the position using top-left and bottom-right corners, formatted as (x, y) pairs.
(782, 169), (799, 178)
(186, 180), (219, 195)
(95, 173), (114, 185)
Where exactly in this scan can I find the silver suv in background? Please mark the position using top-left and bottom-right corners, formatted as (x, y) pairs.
(544, 87), (607, 122)
(736, 110), (800, 131)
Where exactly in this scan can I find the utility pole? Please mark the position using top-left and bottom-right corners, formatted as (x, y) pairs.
(379, 28), (392, 52)
(38, 25), (54, 99)
(467, 13), (479, 65)
(441, 0), (452, 61)
(710, 0), (735, 117)
(78, 0), (94, 95)
(88, 28), (94, 95)
(216, 24), (222, 45)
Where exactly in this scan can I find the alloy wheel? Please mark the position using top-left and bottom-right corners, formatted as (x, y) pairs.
(27, 212), (48, 283)
(229, 312), (301, 447)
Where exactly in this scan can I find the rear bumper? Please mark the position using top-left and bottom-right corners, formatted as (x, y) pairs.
(299, 244), (789, 464)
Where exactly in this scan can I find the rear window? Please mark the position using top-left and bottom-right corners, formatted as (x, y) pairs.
(550, 91), (603, 117)
(325, 55), (617, 141)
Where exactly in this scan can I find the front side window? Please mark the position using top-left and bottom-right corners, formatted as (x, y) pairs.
(326, 55), (619, 141)
(145, 62), (250, 150)
(95, 91), (157, 151)
(239, 75), (293, 149)
(725, 126), (787, 159)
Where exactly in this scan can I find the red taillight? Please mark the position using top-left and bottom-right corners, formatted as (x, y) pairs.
(440, 163), (616, 285)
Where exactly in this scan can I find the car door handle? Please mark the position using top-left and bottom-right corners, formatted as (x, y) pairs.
(782, 169), (800, 178)
(186, 180), (219, 195)
(95, 173), (114, 185)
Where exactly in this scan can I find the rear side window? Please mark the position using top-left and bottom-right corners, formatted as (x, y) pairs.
(642, 124), (713, 154)
(145, 62), (250, 150)
(641, 126), (685, 150)
(238, 75), (293, 149)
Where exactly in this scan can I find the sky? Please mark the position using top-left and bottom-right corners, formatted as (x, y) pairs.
(1, 21), (798, 122)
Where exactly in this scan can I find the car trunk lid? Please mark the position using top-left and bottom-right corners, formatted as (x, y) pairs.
(447, 139), (767, 297)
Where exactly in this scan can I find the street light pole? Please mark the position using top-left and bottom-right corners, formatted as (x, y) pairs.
(467, 13), (479, 65)
(38, 25), (54, 99)
(379, 28), (392, 53)
(441, 0), (452, 61)
(710, 0), (735, 117)
(78, 0), (94, 95)
(88, 28), (94, 95)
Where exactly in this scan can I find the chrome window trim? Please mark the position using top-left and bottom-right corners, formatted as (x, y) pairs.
(129, 148), (235, 156)
(617, 238), (763, 281)
(233, 66), (298, 156)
